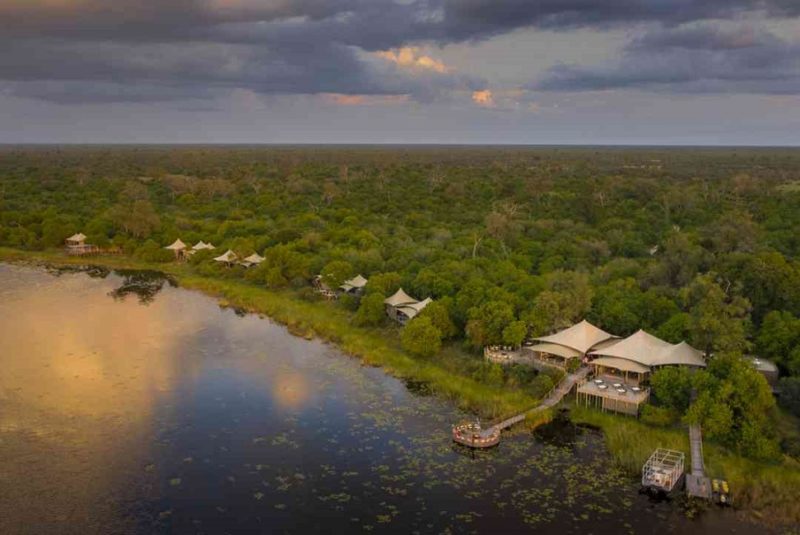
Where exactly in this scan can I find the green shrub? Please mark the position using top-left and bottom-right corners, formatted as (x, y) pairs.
(401, 316), (442, 358)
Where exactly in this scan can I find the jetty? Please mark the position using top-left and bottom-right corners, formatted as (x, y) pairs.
(453, 366), (590, 448)
(685, 422), (712, 499)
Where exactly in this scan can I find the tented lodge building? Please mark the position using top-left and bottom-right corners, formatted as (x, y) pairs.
(340, 275), (368, 295)
(384, 289), (432, 324)
(577, 329), (706, 416)
(526, 320), (618, 368)
(588, 329), (706, 385)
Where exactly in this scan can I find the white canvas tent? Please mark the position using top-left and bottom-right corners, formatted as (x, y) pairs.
(241, 253), (265, 267)
(588, 329), (705, 381)
(66, 233), (87, 246)
(165, 238), (188, 259)
(192, 241), (216, 251)
(384, 289), (432, 324)
(528, 320), (617, 366)
(384, 288), (418, 308)
(165, 238), (187, 251)
(533, 319), (617, 355)
(340, 274), (368, 293)
(214, 249), (237, 264)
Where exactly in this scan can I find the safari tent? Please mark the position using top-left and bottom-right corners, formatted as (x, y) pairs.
(241, 253), (265, 267)
(340, 274), (368, 295)
(384, 289), (432, 324)
(213, 249), (237, 266)
(588, 329), (706, 385)
(165, 238), (188, 259)
(527, 320), (617, 368)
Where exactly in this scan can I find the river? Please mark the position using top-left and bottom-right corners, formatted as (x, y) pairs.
(0, 264), (766, 534)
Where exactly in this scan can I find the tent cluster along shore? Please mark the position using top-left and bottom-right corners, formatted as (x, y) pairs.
(165, 237), (437, 325)
(530, 319), (706, 381)
(64, 233), (780, 419)
(164, 238), (266, 267)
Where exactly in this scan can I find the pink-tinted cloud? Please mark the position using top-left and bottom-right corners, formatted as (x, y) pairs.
(376, 47), (450, 74)
(471, 89), (495, 107)
(321, 93), (410, 106)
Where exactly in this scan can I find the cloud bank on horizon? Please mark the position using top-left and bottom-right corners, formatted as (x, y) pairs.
(0, 0), (798, 143)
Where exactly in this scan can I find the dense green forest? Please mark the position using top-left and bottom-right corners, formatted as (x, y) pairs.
(2, 145), (800, 462)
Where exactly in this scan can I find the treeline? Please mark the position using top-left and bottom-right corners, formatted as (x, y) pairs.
(2, 145), (800, 458)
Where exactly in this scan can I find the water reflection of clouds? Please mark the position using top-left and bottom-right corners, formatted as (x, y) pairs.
(0, 274), (195, 421)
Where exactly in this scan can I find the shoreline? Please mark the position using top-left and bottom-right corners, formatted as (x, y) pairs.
(0, 247), (541, 421)
(3, 248), (799, 529)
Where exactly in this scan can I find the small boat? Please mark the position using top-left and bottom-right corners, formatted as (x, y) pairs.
(452, 420), (501, 449)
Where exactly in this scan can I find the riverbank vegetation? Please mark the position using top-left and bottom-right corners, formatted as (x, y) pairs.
(0, 246), (553, 418)
(1, 146), (800, 518)
(571, 406), (800, 527)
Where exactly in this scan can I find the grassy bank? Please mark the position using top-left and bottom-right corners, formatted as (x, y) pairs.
(571, 406), (800, 529)
(0, 247), (539, 419)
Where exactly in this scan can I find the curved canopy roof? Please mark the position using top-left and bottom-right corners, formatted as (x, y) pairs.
(533, 320), (617, 354)
(407, 297), (432, 313)
(384, 288), (418, 307)
(397, 298), (432, 320)
(165, 238), (187, 250)
(214, 249), (237, 262)
(589, 330), (706, 368)
(527, 342), (581, 360)
(591, 356), (651, 374)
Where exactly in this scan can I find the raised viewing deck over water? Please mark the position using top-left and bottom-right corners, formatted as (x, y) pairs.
(577, 376), (650, 416)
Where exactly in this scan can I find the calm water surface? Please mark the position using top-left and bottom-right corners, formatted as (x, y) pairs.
(0, 264), (766, 534)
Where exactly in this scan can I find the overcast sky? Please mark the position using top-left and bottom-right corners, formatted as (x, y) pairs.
(1, 0), (798, 145)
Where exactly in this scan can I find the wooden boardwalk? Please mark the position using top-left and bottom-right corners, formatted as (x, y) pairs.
(485, 366), (591, 434)
(686, 422), (712, 499)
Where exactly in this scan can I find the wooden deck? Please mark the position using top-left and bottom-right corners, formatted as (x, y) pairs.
(484, 347), (566, 373)
(453, 367), (590, 448)
(576, 375), (650, 416)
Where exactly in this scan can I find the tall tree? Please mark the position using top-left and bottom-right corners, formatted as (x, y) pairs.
(681, 273), (751, 356)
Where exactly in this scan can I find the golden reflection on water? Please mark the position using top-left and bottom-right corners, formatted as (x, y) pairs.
(0, 273), (196, 421)
(0, 266), (216, 532)
(0, 265), (322, 532)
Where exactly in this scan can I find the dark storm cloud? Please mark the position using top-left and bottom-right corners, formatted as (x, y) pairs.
(437, 0), (798, 37)
(535, 23), (800, 94)
(0, 1), (798, 103)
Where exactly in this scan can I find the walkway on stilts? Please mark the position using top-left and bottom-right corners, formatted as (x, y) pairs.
(485, 366), (592, 435)
(685, 390), (712, 499)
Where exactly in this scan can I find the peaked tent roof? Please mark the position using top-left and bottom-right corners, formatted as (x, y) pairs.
(384, 288), (418, 307)
(192, 241), (208, 250)
(533, 320), (617, 354)
(166, 239), (187, 250)
(341, 274), (368, 291)
(243, 253), (265, 264)
(589, 329), (705, 368)
(67, 233), (87, 242)
(214, 249), (237, 262)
